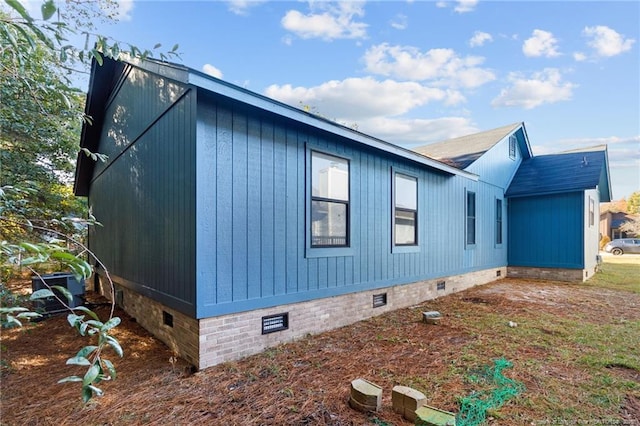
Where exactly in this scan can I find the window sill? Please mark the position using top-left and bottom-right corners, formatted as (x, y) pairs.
(305, 247), (355, 258)
(392, 245), (420, 254)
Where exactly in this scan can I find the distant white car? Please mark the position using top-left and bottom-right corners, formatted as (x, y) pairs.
(604, 238), (640, 255)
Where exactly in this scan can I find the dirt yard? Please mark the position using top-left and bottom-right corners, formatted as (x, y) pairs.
(1, 271), (639, 425)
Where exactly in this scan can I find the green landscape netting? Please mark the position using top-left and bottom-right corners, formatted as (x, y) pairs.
(456, 358), (525, 426)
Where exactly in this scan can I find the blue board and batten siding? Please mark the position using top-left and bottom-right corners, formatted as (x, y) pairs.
(465, 128), (525, 189)
(88, 65), (197, 315)
(508, 192), (585, 269)
(195, 93), (508, 318)
(85, 61), (509, 321)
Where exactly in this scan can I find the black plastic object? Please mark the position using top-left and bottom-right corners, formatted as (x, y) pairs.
(31, 272), (85, 313)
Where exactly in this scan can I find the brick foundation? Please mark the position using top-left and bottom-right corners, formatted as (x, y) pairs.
(94, 276), (200, 367)
(507, 266), (596, 282)
(97, 267), (506, 370)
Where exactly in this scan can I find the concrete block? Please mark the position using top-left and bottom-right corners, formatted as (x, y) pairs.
(422, 311), (442, 325)
(349, 378), (382, 412)
(392, 385), (426, 422)
(415, 405), (456, 426)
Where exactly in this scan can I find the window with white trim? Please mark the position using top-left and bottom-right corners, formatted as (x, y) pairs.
(310, 151), (349, 247)
(394, 173), (417, 246)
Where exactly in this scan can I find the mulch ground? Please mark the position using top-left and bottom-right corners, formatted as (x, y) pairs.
(1, 277), (639, 425)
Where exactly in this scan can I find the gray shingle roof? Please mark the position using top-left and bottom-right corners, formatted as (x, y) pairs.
(412, 122), (523, 168)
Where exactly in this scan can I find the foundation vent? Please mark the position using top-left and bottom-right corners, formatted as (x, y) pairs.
(163, 311), (173, 328)
(262, 313), (289, 334)
(437, 281), (446, 291)
(496, 270), (502, 277)
(373, 293), (387, 308)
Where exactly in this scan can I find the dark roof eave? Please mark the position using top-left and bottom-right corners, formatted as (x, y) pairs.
(74, 56), (479, 197)
(117, 55), (478, 180)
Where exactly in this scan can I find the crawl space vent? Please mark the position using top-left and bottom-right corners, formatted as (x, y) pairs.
(163, 311), (173, 328)
(437, 281), (446, 291)
(496, 270), (502, 277)
(372, 293), (387, 308)
(262, 313), (289, 334)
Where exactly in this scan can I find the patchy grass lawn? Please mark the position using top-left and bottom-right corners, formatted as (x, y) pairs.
(1, 258), (639, 425)
(588, 253), (640, 294)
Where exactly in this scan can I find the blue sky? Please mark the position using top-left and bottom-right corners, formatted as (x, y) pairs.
(35, 1), (640, 198)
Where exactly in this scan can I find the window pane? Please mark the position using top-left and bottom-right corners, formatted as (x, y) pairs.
(395, 174), (417, 210)
(467, 217), (476, 244)
(312, 151), (349, 201)
(467, 191), (476, 245)
(467, 192), (475, 216)
(311, 200), (347, 246)
(509, 135), (516, 158)
(496, 199), (503, 244)
(395, 210), (416, 245)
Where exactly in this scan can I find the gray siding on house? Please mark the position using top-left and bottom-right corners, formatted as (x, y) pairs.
(88, 67), (197, 315)
(194, 96), (507, 318)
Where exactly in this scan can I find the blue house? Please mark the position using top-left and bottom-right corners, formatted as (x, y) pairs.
(74, 57), (611, 369)
(415, 132), (611, 282)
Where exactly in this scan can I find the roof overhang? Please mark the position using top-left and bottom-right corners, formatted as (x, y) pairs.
(73, 55), (477, 197)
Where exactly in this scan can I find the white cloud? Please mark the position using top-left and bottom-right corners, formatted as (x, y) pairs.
(281, 1), (368, 41)
(454, 0), (478, 13)
(265, 76), (478, 145)
(469, 31), (492, 47)
(111, 0), (134, 21)
(390, 13), (408, 30)
(433, 0), (478, 13)
(573, 52), (587, 62)
(202, 64), (223, 79)
(583, 25), (635, 57)
(264, 78), (480, 146)
(491, 68), (577, 109)
(604, 136), (640, 169)
(363, 43), (495, 88)
(522, 29), (561, 57)
(265, 77), (465, 122)
(360, 116), (479, 146)
(226, 0), (265, 16)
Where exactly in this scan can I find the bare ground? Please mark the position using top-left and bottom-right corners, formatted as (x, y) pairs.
(1, 276), (639, 425)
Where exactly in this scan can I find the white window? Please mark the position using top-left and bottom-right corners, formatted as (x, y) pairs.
(394, 173), (417, 246)
(310, 151), (349, 247)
